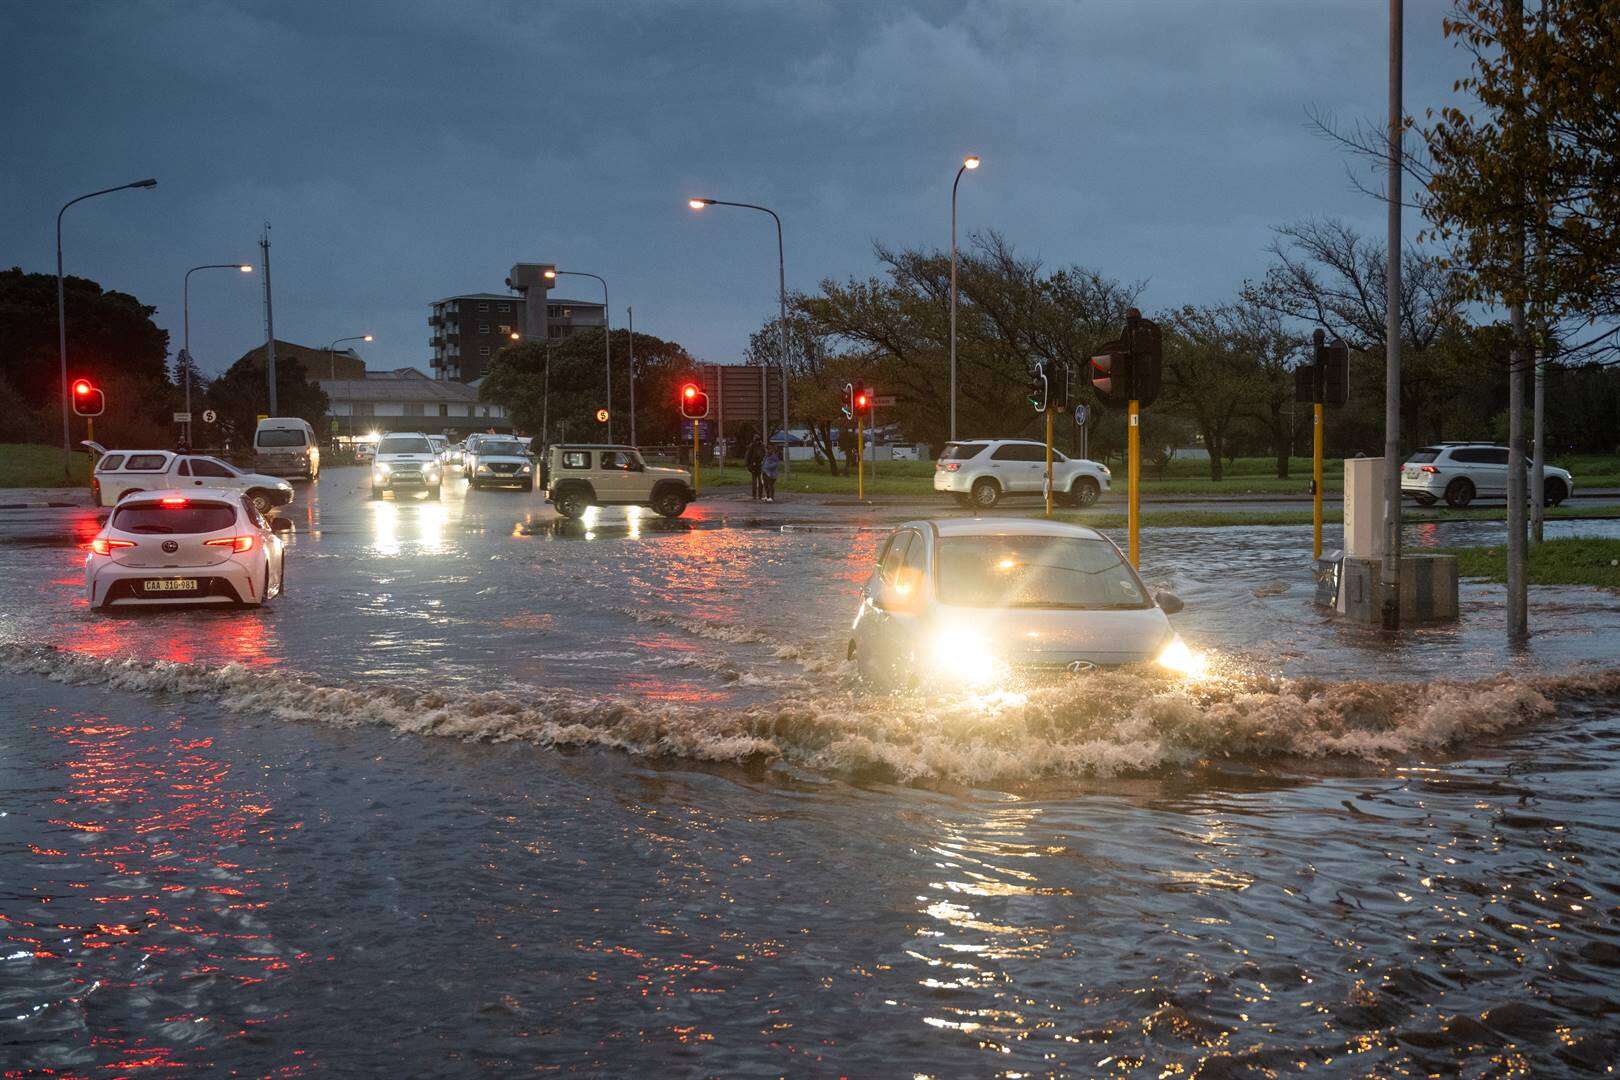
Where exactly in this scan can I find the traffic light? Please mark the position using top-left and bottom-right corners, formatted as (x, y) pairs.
(71, 378), (105, 417)
(1028, 360), (1050, 412)
(1321, 339), (1349, 407)
(1123, 309), (1163, 408)
(841, 383), (855, 419)
(679, 381), (710, 419)
(853, 382), (870, 415)
(1090, 344), (1130, 409)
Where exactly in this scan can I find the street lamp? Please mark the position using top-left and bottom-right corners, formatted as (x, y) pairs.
(181, 262), (254, 446)
(950, 154), (980, 443)
(326, 334), (374, 380)
(687, 196), (790, 472)
(543, 268), (614, 442)
(56, 177), (157, 476)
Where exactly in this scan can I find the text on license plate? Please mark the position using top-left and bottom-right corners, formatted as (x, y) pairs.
(143, 578), (198, 592)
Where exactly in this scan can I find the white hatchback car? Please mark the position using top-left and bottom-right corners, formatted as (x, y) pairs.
(851, 519), (1189, 688)
(84, 491), (286, 609)
(934, 439), (1112, 509)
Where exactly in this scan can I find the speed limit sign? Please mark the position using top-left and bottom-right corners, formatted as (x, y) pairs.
(202, 409), (218, 424)
(595, 408), (609, 423)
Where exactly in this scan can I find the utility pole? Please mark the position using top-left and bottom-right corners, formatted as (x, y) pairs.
(1380, 0), (1404, 633)
(1506, 0), (1529, 639)
(627, 305), (637, 447)
(261, 224), (278, 415)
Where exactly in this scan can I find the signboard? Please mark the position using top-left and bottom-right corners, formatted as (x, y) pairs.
(595, 408), (610, 424)
(173, 411), (191, 423)
(202, 409), (217, 424)
(681, 419), (714, 440)
(873, 395), (897, 408)
(1073, 404), (1090, 427)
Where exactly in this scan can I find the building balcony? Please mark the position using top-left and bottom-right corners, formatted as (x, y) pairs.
(430, 335), (446, 347)
(429, 315), (443, 328)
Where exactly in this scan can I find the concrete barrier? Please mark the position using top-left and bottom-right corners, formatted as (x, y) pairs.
(1337, 554), (1460, 624)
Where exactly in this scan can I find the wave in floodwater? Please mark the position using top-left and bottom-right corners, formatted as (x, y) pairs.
(3, 643), (1617, 787)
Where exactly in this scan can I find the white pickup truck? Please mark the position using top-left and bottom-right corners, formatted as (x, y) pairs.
(85, 443), (295, 513)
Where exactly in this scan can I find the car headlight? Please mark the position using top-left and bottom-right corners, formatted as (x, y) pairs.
(1156, 634), (1208, 679)
(519, 464), (531, 474)
(1099, 465), (1111, 476)
(425, 467), (440, 479)
(374, 462), (391, 475)
(478, 465), (492, 473)
(929, 623), (998, 687)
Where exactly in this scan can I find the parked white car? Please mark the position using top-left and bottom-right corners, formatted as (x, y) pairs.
(850, 519), (1191, 689)
(83, 490), (286, 609)
(1401, 442), (1575, 508)
(370, 432), (443, 499)
(86, 444), (294, 514)
(933, 439), (1111, 509)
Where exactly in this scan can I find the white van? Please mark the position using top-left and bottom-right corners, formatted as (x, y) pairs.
(254, 417), (320, 479)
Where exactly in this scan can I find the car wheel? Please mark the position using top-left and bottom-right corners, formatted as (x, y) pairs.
(247, 490), (273, 514)
(427, 484), (441, 500)
(970, 478), (1001, 509)
(555, 490), (587, 519)
(653, 490), (688, 518)
(1544, 478), (1568, 507)
(1444, 478), (1475, 509)
(1070, 477), (1101, 507)
(1413, 494), (1437, 507)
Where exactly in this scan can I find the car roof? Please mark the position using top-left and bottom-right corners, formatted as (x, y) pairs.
(908, 518), (1109, 542)
(111, 489), (242, 508)
(553, 443), (637, 451)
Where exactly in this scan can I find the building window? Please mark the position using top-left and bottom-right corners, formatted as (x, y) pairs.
(498, 324), (510, 334)
(547, 305), (561, 317)
(479, 346), (491, 356)
(439, 404), (449, 417)
(498, 303), (510, 312)
(478, 301), (489, 311)
(353, 402), (373, 416)
(403, 403), (424, 416)
(548, 326), (563, 339)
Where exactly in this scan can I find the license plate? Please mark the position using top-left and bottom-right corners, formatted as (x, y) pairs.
(143, 578), (199, 593)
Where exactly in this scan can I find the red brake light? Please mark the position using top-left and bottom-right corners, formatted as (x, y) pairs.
(941, 462), (960, 471)
(86, 538), (136, 556)
(160, 497), (189, 506)
(205, 536), (255, 554)
(1420, 465), (1438, 474)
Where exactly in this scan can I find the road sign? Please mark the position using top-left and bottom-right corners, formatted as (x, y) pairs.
(202, 409), (217, 424)
(681, 419), (713, 440)
(873, 395), (897, 408)
(595, 408), (610, 424)
(173, 411), (191, 424)
(1073, 404), (1090, 427)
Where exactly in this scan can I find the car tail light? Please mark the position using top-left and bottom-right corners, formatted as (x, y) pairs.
(85, 538), (136, 556)
(160, 496), (189, 506)
(205, 536), (255, 553)
(1420, 465), (1438, 474)
(940, 462), (960, 472)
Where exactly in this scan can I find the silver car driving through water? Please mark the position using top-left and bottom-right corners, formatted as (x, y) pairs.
(851, 518), (1192, 688)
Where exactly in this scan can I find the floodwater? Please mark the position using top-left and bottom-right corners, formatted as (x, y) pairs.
(2, 468), (1618, 1075)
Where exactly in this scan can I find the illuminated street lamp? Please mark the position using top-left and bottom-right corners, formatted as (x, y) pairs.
(180, 262), (254, 445)
(687, 196), (790, 472)
(325, 334), (374, 379)
(543, 268), (614, 442)
(950, 154), (980, 442)
(56, 177), (157, 476)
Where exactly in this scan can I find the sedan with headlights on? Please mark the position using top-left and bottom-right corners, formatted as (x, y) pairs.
(84, 491), (286, 609)
(850, 519), (1193, 689)
(466, 436), (535, 491)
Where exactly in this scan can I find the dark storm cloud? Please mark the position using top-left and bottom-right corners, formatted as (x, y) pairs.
(0, 0), (1465, 377)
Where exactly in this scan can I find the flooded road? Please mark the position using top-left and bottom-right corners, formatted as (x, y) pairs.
(3, 468), (1619, 1074)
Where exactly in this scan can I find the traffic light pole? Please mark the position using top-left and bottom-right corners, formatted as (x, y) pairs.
(1312, 402), (1325, 560)
(1044, 407), (1054, 519)
(856, 411), (864, 502)
(693, 421), (701, 497)
(1127, 400), (1141, 567)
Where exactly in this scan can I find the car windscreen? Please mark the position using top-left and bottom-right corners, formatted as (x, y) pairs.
(478, 441), (527, 457)
(936, 535), (1150, 610)
(111, 502), (237, 535)
(1408, 448), (1441, 463)
(939, 442), (988, 461)
(256, 429), (309, 448)
(377, 436), (433, 455)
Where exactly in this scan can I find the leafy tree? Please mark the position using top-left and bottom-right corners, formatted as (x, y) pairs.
(745, 313), (863, 473)
(1160, 304), (1294, 481)
(202, 353), (328, 448)
(1423, 0), (1620, 358)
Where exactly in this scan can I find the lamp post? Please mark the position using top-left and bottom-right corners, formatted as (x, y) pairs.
(182, 262), (254, 446)
(950, 155), (980, 443)
(543, 269), (612, 442)
(688, 196), (790, 474)
(325, 334), (374, 380)
(627, 305), (637, 447)
(57, 177), (157, 477)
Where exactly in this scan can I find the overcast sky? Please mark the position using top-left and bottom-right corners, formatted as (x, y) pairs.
(0, 0), (1469, 379)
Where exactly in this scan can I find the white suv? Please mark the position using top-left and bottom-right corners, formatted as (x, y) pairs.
(370, 432), (444, 499)
(934, 439), (1111, 509)
(1401, 443), (1574, 508)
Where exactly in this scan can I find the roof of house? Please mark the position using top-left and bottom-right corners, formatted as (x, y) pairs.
(431, 292), (523, 305)
(316, 370), (482, 403)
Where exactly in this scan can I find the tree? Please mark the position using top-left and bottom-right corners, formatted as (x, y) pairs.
(480, 329), (698, 445)
(203, 353), (328, 447)
(1160, 306), (1273, 481)
(1423, 0), (1620, 359)
(745, 312), (862, 473)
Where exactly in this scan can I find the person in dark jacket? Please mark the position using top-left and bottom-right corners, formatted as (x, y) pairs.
(761, 444), (782, 502)
(744, 437), (766, 500)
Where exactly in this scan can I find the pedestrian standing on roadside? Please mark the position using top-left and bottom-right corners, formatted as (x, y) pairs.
(745, 436), (766, 501)
(761, 443), (782, 503)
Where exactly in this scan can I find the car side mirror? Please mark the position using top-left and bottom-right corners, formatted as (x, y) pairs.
(1155, 590), (1185, 615)
(270, 517), (294, 534)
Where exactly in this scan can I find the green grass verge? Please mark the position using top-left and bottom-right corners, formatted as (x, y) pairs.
(0, 444), (90, 488)
(1434, 537), (1620, 588)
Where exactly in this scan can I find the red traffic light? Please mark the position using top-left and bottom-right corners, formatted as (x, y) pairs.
(679, 381), (710, 419)
(70, 379), (105, 417)
(73, 379), (93, 396)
